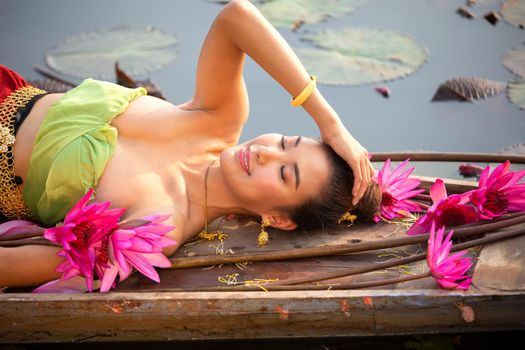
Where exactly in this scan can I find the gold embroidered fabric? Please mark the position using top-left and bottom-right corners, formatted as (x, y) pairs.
(0, 86), (46, 220)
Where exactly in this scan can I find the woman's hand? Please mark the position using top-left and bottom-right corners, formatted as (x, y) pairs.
(321, 125), (375, 206)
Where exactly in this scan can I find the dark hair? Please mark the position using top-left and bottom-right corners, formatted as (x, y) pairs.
(282, 143), (381, 232)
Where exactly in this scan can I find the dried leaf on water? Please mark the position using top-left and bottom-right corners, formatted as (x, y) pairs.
(457, 6), (476, 19)
(484, 11), (501, 25)
(458, 163), (484, 178)
(501, 0), (525, 29)
(431, 77), (505, 102)
(507, 80), (525, 109)
(46, 26), (177, 80)
(497, 143), (525, 155)
(374, 85), (391, 98)
(115, 63), (166, 100)
(295, 27), (428, 86)
(28, 79), (73, 93)
(115, 62), (137, 88)
(502, 47), (525, 79)
(256, 0), (366, 28)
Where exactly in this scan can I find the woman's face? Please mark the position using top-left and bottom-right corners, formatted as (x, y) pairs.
(220, 133), (331, 219)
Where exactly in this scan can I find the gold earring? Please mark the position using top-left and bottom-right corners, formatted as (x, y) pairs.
(258, 218), (270, 247)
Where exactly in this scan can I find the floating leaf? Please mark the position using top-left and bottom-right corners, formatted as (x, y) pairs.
(507, 80), (525, 109)
(374, 85), (391, 98)
(497, 143), (525, 155)
(501, 0), (525, 29)
(28, 79), (73, 93)
(502, 47), (525, 79)
(431, 77), (505, 102)
(457, 6), (476, 19)
(46, 26), (177, 80)
(257, 0), (366, 28)
(115, 63), (166, 100)
(484, 11), (501, 25)
(295, 27), (427, 86)
(459, 163), (484, 178)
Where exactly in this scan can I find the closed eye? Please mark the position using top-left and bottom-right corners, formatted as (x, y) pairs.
(280, 165), (286, 181)
(281, 135), (285, 150)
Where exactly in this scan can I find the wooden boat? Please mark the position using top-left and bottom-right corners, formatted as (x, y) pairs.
(1, 152), (524, 343)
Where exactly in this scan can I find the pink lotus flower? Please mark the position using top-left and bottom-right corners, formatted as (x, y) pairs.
(407, 179), (478, 235)
(469, 161), (525, 219)
(427, 225), (472, 290)
(0, 220), (44, 240)
(100, 215), (177, 292)
(43, 189), (125, 292)
(372, 159), (424, 222)
(33, 276), (100, 294)
(374, 85), (390, 98)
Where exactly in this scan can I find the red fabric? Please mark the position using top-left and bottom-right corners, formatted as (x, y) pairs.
(0, 64), (30, 104)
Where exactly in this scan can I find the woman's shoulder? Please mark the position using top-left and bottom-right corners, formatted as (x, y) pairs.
(114, 95), (242, 146)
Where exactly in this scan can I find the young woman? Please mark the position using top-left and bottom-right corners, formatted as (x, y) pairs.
(0, 0), (378, 288)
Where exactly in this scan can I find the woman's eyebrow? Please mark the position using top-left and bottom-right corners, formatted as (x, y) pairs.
(294, 136), (302, 148)
(293, 136), (302, 190)
(294, 162), (300, 190)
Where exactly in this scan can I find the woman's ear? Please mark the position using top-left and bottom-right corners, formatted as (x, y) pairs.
(267, 215), (297, 231)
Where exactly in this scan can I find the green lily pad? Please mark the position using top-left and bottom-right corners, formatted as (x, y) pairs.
(507, 80), (525, 109)
(46, 26), (177, 80)
(501, 0), (525, 29)
(295, 27), (428, 86)
(503, 47), (525, 78)
(257, 0), (366, 28)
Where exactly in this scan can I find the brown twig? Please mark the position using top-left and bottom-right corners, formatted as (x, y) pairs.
(370, 152), (525, 164)
(414, 193), (432, 202)
(34, 65), (77, 87)
(154, 272), (434, 292)
(270, 226), (525, 287)
(168, 212), (525, 269)
(414, 202), (430, 210)
(158, 226), (525, 292)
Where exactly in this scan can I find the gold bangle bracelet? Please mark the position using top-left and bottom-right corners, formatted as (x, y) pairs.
(291, 75), (317, 107)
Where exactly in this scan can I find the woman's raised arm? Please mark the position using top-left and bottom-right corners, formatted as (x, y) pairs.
(190, 0), (373, 204)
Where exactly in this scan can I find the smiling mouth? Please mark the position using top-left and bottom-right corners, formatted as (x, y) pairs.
(239, 146), (251, 175)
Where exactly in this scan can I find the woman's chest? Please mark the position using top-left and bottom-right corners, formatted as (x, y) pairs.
(94, 135), (190, 214)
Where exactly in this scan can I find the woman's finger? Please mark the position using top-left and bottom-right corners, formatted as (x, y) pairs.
(369, 162), (376, 180)
(352, 161), (363, 205)
(355, 159), (369, 205)
(363, 158), (371, 185)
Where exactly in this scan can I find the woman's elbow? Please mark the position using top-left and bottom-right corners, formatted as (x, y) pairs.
(162, 241), (180, 258)
(219, 0), (257, 25)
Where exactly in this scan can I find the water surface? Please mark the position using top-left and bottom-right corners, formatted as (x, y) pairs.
(1, 0), (523, 178)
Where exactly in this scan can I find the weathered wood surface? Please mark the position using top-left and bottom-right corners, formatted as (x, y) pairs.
(116, 220), (423, 291)
(1, 290), (524, 343)
(472, 233), (525, 292)
(1, 217), (525, 343)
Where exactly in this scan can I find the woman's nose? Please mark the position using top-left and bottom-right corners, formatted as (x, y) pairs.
(256, 146), (283, 164)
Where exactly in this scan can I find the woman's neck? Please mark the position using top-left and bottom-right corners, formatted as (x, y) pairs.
(181, 156), (251, 228)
